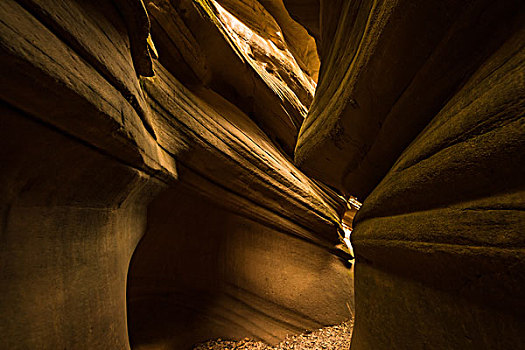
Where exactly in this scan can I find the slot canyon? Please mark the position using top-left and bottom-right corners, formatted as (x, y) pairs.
(0, 0), (524, 349)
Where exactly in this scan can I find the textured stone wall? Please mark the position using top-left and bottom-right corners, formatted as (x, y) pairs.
(292, 0), (525, 349)
(128, 184), (352, 349)
(0, 103), (165, 349)
(0, 0), (351, 348)
(5, 0), (521, 348)
(0, 1), (169, 347)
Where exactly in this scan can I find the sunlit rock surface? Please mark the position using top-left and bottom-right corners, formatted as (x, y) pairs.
(1, 0), (523, 349)
(214, 0), (320, 81)
(146, 0), (316, 157)
(0, 0), (350, 349)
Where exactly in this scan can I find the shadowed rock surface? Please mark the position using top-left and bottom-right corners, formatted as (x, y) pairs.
(128, 185), (352, 349)
(292, 0), (525, 349)
(0, 0), (524, 349)
(0, 1), (350, 349)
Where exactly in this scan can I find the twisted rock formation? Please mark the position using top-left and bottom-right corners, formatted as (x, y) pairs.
(0, 0), (350, 349)
(1, 0), (524, 349)
(293, 0), (525, 349)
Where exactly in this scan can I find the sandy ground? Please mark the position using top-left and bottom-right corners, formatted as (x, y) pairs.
(193, 320), (353, 350)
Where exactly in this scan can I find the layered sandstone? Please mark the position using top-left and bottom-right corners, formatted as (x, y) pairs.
(1, 0), (523, 349)
(0, 0), (351, 349)
(292, 0), (525, 349)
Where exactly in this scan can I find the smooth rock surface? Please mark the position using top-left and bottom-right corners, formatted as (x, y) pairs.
(0, 0), (352, 348)
(128, 184), (352, 349)
(3, 0), (522, 349)
(289, 0), (525, 349)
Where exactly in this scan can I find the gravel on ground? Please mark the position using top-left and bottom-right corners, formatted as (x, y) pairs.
(193, 320), (353, 350)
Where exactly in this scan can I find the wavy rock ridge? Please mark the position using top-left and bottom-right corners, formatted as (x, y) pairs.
(1, 0), (524, 349)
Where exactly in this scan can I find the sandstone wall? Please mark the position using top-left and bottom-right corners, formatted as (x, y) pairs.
(128, 184), (352, 349)
(0, 0), (352, 349)
(292, 0), (525, 349)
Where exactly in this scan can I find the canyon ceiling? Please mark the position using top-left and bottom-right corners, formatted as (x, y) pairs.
(0, 0), (524, 349)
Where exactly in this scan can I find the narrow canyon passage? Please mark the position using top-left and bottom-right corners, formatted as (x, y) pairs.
(0, 0), (524, 350)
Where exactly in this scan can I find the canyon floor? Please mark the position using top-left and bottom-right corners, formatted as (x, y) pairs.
(193, 320), (354, 350)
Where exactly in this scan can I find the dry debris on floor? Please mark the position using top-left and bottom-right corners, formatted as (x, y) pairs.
(193, 320), (353, 350)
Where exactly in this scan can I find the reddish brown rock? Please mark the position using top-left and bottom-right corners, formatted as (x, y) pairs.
(290, 0), (525, 349)
(2, 0), (523, 349)
(0, 1), (351, 349)
(128, 184), (352, 349)
(146, 0), (314, 157)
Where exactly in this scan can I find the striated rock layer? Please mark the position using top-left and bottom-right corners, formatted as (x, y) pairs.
(292, 0), (525, 349)
(3, 0), (523, 349)
(128, 184), (351, 349)
(0, 0), (351, 349)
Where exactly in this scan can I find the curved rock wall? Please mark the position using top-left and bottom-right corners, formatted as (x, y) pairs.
(215, 0), (320, 80)
(0, 103), (165, 349)
(147, 0), (313, 157)
(128, 184), (352, 349)
(295, 0), (524, 199)
(6, 0), (522, 348)
(292, 0), (525, 349)
(0, 1), (170, 347)
(0, 0), (351, 348)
